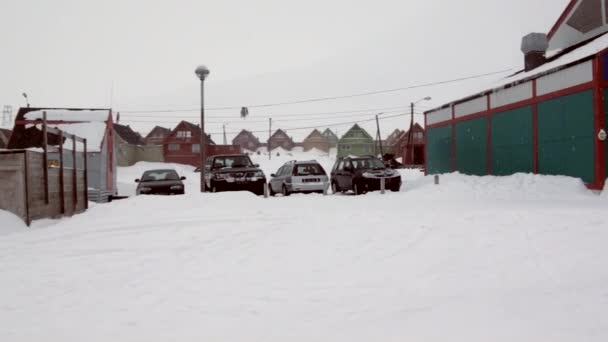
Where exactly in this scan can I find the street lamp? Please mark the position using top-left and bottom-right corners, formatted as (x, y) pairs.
(195, 65), (210, 193)
(407, 96), (432, 165)
(22, 93), (30, 108)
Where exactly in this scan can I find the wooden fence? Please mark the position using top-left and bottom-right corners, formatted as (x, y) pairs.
(0, 113), (88, 225)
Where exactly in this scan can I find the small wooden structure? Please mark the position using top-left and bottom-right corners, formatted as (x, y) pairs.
(144, 126), (172, 145)
(0, 113), (88, 225)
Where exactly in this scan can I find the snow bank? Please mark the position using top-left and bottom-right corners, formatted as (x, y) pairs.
(0, 210), (27, 235)
(407, 172), (594, 200)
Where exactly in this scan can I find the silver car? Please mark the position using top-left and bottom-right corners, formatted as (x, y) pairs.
(269, 160), (329, 196)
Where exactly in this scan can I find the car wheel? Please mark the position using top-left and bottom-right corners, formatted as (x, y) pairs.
(282, 184), (290, 197)
(353, 183), (362, 196)
(331, 181), (340, 194)
(390, 184), (401, 192)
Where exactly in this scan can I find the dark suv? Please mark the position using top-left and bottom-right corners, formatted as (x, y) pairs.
(330, 156), (401, 195)
(204, 154), (266, 195)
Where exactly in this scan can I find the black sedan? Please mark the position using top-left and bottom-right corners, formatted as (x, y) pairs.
(135, 169), (186, 195)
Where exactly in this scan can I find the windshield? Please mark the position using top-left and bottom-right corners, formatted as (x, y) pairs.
(294, 164), (326, 176)
(141, 170), (180, 182)
(352, 158), (384, 170)
(212, 155), (253, 169)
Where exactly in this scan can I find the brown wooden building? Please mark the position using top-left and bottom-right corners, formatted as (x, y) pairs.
(163, 120), (241, 167)
(232, 129), (261, 151)
(268, 129), (295, 151)
(145, 126), (172, 145)
(302, 129), (330, 152)
(322, 128), (338, 148)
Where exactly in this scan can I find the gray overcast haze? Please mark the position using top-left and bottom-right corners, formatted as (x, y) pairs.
(0, 0), (568, 140)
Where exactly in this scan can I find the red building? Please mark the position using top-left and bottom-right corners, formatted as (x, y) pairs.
(163, 121), (241, 167)
(394, 123), (425, 166)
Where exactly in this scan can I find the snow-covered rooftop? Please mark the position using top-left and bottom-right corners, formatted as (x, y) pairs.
(427, 32), (608, 112)
(24, 109), (111, 152)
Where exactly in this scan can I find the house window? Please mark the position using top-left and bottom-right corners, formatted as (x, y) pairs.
(168, 144), (180, 151)
(176, 131), (192, 138)
(192, 144), (200, 153)
(340, 144), (351, 150)
(414, 132), (423, 141)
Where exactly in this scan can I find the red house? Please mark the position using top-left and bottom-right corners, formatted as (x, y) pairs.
(394, 123), (425, 166)
(163, 121), (241, 167)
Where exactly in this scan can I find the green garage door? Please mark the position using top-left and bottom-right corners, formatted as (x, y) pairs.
(538, 90), (595, 183)
(491, 106), (533, 175)
(426, 125), (453, 174)
(455, 117), (487, 176)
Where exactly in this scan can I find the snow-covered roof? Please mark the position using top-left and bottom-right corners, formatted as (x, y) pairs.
(427, 32), (608, 113)
(24, 109), (110, 122)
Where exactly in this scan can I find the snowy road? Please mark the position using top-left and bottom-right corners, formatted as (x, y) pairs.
(1, 158), (608, 341)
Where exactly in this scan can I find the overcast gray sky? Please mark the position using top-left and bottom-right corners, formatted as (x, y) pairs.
(0, 0), (568, 140)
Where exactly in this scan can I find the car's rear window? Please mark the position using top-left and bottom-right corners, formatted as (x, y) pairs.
(294, 164), (325, 176)
(142, 170), (180, 181)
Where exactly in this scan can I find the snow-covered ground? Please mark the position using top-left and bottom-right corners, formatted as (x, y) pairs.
(1, 153), (608, 341)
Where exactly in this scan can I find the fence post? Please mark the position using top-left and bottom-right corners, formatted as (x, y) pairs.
(323, 182), (328, 196)
(42, 111), (49, 204)
(434, 175), (439, 185)
(264, 182), (269, 198)
(59, 131), (65, 214)
(380, 177), (386, 194)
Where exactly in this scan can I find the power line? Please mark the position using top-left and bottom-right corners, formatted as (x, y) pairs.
(118, 68), (511, 113)
(119, 109), (425, 125)
(119, 104), (416, 119)
(197, 112), (413, 135)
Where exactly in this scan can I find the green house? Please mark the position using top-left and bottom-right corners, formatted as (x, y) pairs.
(337, 124), (375, 158)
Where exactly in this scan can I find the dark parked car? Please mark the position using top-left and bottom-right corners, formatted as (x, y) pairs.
(135, 169), (186, 195)
(269, 160), (329, 196)
(330, 156), (401, 195)
(204, 154), (266, 195)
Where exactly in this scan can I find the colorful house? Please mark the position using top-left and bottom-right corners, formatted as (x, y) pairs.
(322, 128), (339, 148)
(394, 123), (426, 166)
(424, 0), (608, 190)
(232, 129), (262, 151)
(163, 120), (241, 167)
(337, 124), (375, 158)
(302, 129), (330, 152)
(268, 129), (295, 151)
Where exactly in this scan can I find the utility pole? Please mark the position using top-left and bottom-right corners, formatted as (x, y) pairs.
(375, 114), (383, 157)
(268, 118), (272, 160)
(223, 124), (227, 145)
(407, 102), (414, 165)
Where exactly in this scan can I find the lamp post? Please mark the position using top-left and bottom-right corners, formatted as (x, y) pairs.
(195, 65), (210, 193)
(22, 93), (30, 108)
(408, 96), (431, 164)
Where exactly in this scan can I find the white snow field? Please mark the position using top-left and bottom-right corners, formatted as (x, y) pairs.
(1, 153), (608, 341)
